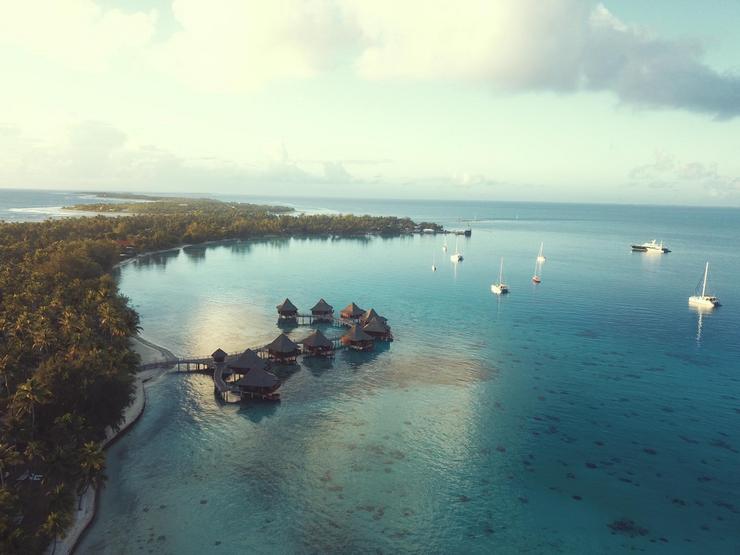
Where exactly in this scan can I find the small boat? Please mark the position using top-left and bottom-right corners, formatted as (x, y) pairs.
(631, 239), (670, 254)
(536, 242), (546, 263)
(491, 257), (509, 295)
(532, 245), (542, 283)
(450, 237), (463, 262)
(432, 251), (437, 272)
(688, 262), (720, 308)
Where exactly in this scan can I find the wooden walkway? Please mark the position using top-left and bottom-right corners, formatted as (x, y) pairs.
(136, 313), (381, 403)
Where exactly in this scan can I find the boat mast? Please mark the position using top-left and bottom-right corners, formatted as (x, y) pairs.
(702, 262), (709, 297)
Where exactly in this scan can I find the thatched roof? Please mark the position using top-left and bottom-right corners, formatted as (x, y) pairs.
(361, 308), (387, 323)
(340, 302), (365, 317)
(363, 317), (389, 334)
(276, 298), (298, 312)
(211, 348), (227, 359)
(229, 349), (266, 372)
(235, 369), (280, 389)
(266, 333), (300, 353)
(301, 329), (333, 349)
(311, 298), (333, 313)
(343, 324), (373, 342)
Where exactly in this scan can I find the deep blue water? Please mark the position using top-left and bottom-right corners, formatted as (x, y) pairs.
(3, 190), (740, 553)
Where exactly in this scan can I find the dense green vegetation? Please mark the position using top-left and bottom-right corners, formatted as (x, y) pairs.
(67, 196), (294, 215)
(0, 198), (441, 553)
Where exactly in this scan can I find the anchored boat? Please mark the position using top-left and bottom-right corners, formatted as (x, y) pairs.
(631, 239), (670, 254)
(689, 262), (720, 308)
(491, 257), (509, 295)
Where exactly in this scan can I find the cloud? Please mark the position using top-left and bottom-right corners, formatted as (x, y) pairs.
(629, 151), (740, 197)
(0, 121), (364, 190)
(3, 1), (738, 117)
(0, 1), (156, 71)
(154, 0), (359, 91)
(153, 0), (740, 117)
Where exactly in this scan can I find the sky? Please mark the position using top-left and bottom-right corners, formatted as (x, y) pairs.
(1, 0), (740, 205)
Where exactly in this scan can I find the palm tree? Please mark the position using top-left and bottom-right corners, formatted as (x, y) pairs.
(0, 443), (22, 488)
(13, 378), (49, 440)
(40, 511), (71, 555)
(76, 441), (106, 509)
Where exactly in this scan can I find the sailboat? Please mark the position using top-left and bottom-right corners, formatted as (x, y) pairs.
(432, 251), (437, 272)
(450, 237), (463, 262)
(688, 262), (720, 308)
(536, 242), (546, 263)
(532, 251), (542, 284)
(491, 257), (509, 295)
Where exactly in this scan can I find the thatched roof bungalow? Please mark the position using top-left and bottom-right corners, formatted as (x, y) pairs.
(360, 308), (388, 325)
(234, 368), (281, 395)
(341, 324), (374, 351)
(301, 329), (335, 357)
(311, 298), (334, 321)
(340, 302), (365, 320)
(228, 348), (267, 373)
(266, 333), (301, 363)
(362, 317), (393, 341)
(276, 298), (298, 319)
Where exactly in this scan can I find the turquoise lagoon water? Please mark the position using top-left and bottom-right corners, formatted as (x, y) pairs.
(70, 202), (740, 554)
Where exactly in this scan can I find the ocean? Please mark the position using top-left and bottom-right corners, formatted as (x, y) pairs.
(3, 189), (739, 553)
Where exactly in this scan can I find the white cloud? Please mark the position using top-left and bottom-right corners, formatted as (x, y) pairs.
(2, 1), (738, 117)
(629, 151), (740, 198)
(0, 0), (157, 71)
(154, 0), (359, 91)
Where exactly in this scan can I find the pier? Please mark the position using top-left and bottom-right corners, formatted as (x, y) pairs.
(136, 301), (393, 404)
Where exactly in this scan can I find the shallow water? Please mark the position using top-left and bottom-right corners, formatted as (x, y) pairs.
(78, 202), (740, 554)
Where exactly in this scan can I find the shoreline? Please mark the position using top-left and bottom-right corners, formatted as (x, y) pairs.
(48, 335), (177, 555)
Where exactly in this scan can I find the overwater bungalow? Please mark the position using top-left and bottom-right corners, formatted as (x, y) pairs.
(276, 298), (298, 320)
(301, 329), (335, 357)
(342, 324), (374, 351)
(211, 348), (227, 364)
(311, 298), (334, 321)
(228, 348), (267, 373)
(340, 302), (365, 321)
(362, 317), (393, 341)
(266, 333), (301, 363)
(234, 369), (281, 401)
(360, 308), (388, 325)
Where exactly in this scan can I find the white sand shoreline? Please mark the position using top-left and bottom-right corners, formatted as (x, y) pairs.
(47, 335), (177, 555)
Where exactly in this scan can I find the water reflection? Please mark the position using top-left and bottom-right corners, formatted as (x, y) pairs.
(237, 402), (279, 423)
(183, 244), (208, 262)
(132, 248), (181, 269)
(691, 305), (714, 344)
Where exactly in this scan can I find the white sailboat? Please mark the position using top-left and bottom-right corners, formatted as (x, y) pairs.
(432, 251), (437, 272)
(450, 237), (463, 262)
(491, 257), (509, 295)
(688, 262), (720, 308)
(536, 242), (546, 263)
(532, 255), (541, 284)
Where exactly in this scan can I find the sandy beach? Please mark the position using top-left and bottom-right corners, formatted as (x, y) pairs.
(47, 336), (176, 555)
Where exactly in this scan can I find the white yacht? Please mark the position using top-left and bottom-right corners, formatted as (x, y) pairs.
(689, 262), (720, 308)
(491, 257), (509, 295)
(631, 239), (670, 254)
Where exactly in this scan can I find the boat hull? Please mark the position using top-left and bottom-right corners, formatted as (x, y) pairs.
(689, 296), (720, 308)
(491, 284), (508, 295)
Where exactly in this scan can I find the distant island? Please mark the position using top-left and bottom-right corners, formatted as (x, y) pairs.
(0, 195), (442, 554)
